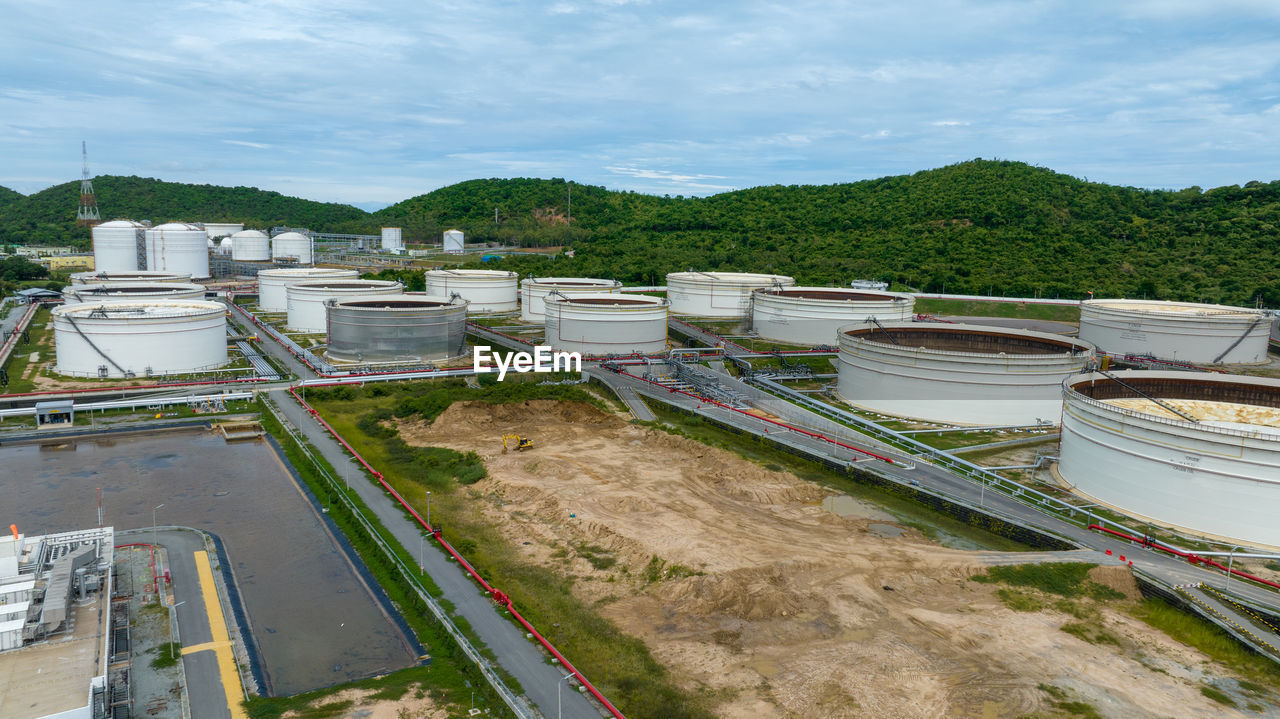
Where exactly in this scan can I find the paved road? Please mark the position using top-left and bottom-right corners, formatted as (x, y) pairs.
(223, 301), (316, 380)
(268, 390), (599, 719)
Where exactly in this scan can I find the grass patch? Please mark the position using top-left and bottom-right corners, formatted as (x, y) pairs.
(913, 298), (1080, 323)
(1200, 684), (1237, 708)
(306, 381), (715, 719)
(149, 642), (181, 669)
(997, 588), (1043, 612)
(970, 563), (1123, 600)
(1129, 597), (1280, 684)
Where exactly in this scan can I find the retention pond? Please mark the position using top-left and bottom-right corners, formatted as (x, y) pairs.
(0, 426), (419, 696)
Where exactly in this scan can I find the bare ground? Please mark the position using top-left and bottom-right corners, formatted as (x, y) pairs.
(398, 400), (1264, 719)
(281, 685), (447, 719)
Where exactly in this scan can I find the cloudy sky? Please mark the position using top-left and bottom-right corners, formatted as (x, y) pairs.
(2, 0), (1279, 208)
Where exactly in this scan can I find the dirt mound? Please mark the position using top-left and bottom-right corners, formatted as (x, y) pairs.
(1088, 564), (1141, 599)
(669, 564), (831, 621)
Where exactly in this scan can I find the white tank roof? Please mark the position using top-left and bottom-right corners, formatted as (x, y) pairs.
(153, 222), (202, 231)
(273, 231), (310, 240)
(97, 219), (143, 228)
(53, 300), (224, 320)
(231, 229), (268, 240)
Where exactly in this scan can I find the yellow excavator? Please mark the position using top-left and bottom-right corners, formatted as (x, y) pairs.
(501, 434), (534, 453)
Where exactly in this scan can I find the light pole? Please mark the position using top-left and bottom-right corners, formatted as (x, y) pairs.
(558, 673), (574, 719)
(168, 600), (185, 658)
(419, 533), (425, 575)
(426, 491), (431, 532)
(1226, 545), (1240, 591)
(152, 504), (164, 550)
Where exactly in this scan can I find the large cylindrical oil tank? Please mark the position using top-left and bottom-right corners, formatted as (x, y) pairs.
(1079, 299), (1270, 364)
(145, 222), (210, 279)
(271, 231), (313, 264)
(202, 222), (243, 239)
(544, 293), (668, 356)
(1059, 371), (1280, 549)
(52, 301), (228, 378)
(666, 272), (795, 317)
(520, 277), (622, 322)
(326, 294), (468, 363)
(91, 220), (144, 273)
(71, 270), (191, 285)
(752, 287), (915, 345)
(62, 282), (206, 304)
(423, 269), (517, 313)
(286, 279), (402, 332)
(257, 268), (359, 312)
(836, 321), (1094, 425)
(229, 229), (271, 261)
(443, 229), (464, 253)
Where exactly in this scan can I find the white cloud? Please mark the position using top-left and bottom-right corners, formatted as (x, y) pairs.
(223, 140), (272, 149)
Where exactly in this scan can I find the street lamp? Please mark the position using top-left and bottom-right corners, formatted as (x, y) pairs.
(168, 600), (185, 659)
(1226, 545), (1240, 592)
(152, 504), (165, 549)
(426, 491), (431, 531)
(558, 673), (575, 719)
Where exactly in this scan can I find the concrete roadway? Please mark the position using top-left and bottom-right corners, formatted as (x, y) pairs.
(268, 390), (598, 719)
(591, 369), (1280, 629)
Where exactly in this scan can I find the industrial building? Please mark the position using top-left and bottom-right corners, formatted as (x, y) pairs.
(144, 222), (210, 279)
(423, 269), (518, 313)
(257, 268), (359, 312)
(836, 322), (1094, 425)
(326, 294), (468, 363)
(1079, 299), (1271, 364)
(202, 222), (243, 240)
(71, 270), (192, 285)
(1059, 371), (1280, 549)
(544, 293), (668, 356)
(52, 301), (229, 378)
(666, 271), (796, 317)
(520, 277), (622, 322)
(286, 279), (403, 332)
(0, 526), (114, 719)
(62, 282), (206, 304)
(751, 287), (915, 345)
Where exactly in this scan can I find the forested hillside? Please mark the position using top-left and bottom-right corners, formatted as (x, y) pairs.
(3, 160), (1278, 304)
(0, 175), (367, 249)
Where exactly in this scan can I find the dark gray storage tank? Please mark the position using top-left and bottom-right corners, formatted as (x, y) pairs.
(325, 294), (468, 363)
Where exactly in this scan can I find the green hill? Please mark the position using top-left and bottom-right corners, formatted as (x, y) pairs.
(0, 186), (23, 206)
(3, 161), (1278, 305)
(380, 161), (1280, 304)
(0, 175), (369, 249)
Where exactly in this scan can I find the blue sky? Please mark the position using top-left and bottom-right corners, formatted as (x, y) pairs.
(2, 0), (1279, 209)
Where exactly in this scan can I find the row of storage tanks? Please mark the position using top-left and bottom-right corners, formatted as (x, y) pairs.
(91, 221), (317, 279)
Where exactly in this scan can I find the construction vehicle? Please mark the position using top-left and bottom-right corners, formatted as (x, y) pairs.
(501, 434), (534, 453)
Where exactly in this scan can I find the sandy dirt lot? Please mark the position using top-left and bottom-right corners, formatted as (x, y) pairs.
(283, 685), (447, 719)
(399, 400), (1262, 718)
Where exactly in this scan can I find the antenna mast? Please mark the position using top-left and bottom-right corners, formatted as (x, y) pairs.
(76, 141), (101, 227)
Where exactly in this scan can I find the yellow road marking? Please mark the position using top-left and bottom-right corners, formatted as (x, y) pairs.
(193, 550), (248, 719)
(180, 640), (232, 655)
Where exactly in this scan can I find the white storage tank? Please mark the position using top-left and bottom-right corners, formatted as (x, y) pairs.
(1060, 371), (1280, 550)
(145, 222), (211, 279)
(202, 222), (243, 239)
(286, 279), (403, 332)
(443, 229), (464, 253)
(752, 287), (915, 346)
(544, 293), (668, 356)
(666, 271), (795, 317)
(230, 229), (271, 261)
(217, 237), (234, 256)
(272, 231), (313, 264)
(520, 277), (622, 322)
(381, 227), (403, 251)
(63, 282), (206, 304)
(1079, 299), (1270, 364)
(91, 220), (144, 273)
(52, 301), (228, 378)
(423, 269), (517, 313)
(71, 270), (191, 285)
(837, 322), (1094, 425)
(326, 294), (468, 363)
(256, 268), (359, 312)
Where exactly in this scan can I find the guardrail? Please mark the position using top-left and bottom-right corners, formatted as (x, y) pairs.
(283, 388), (626, 719)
